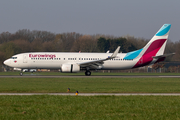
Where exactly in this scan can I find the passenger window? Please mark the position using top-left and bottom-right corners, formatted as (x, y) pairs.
(11, 57), (17, 59)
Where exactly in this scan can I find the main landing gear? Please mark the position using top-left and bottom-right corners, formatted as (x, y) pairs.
(85, 70), (91, 76)
(20, 72), (23, 76)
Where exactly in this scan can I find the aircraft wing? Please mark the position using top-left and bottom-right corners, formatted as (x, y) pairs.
(78, 46), (120, 69)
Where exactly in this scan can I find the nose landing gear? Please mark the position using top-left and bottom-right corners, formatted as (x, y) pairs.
(20, 69), (23, 76)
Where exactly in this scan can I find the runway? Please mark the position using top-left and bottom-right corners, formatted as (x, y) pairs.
(0, 75), (180, 78)
(1, 93), (180, 96)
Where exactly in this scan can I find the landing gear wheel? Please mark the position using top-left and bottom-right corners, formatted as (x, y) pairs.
(85, 70), (91, 76)
(20, 72), (23, 76)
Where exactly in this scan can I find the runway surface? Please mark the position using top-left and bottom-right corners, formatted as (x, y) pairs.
(1, 93), (180, 96)
(0, 75), (180, 78)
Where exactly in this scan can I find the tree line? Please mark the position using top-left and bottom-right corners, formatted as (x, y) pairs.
(0, 29), (179, 64)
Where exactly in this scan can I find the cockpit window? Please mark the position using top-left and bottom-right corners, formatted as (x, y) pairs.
(11, 57), (17, 59)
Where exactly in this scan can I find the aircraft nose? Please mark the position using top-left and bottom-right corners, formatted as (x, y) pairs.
(3, 59), (11, 66)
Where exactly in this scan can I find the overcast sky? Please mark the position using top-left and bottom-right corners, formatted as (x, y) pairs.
(0, 0), (180, 42)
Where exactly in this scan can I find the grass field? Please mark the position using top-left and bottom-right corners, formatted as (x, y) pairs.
(1, 74), (180, 119)
(0, 77), (180, 93)
(0, 95), (180, 120)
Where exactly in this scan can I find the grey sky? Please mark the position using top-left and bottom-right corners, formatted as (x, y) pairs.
(0, 0), (180, 42)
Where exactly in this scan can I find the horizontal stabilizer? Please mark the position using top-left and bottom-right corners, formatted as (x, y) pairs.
(152, 53), (175, 59)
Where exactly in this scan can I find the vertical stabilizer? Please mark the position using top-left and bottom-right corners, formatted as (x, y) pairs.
(133, 24), (171, 68)
(139, 24), (171, 57)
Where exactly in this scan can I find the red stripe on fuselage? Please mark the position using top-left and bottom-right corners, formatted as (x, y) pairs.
(133, 39), (166, 68)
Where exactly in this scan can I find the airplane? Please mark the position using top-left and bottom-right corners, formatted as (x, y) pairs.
(3, 24), (174, 76)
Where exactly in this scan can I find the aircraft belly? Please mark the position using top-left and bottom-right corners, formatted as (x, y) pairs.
(103, 61), (135, 70)
(29, 61), (61, 69)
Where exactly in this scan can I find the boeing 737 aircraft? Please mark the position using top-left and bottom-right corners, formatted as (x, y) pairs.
(4, 24), (174, 76)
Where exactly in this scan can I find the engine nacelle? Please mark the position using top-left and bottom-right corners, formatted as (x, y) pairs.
(61, 64), (80, 73)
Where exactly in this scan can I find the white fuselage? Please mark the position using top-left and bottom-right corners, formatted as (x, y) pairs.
(4, 52), (142, 70)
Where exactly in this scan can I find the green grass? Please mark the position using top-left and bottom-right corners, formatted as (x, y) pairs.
(0, 77), (180, 93)
(1, 75), (180, 119)
(1, 71), (180, 76)
(0, 95), (180, 120)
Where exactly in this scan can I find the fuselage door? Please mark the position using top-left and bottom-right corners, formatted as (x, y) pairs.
(23, 54), (28, 63)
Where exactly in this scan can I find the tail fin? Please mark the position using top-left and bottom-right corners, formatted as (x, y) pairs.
(138, 24), (171, 57)
(133, 24), (171, 68)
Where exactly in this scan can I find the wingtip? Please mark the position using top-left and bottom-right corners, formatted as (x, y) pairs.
(110, 46), (120, 58)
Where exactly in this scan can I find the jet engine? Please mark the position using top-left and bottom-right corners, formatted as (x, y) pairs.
(61, 64), (80, 73)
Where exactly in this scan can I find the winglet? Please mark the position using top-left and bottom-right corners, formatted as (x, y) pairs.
(106, 50), (110, 53)
(110, 46), (120, 58)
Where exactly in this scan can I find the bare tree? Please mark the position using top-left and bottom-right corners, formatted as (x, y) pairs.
(0, 32), (11, 43)
(71, 35), (98, 52)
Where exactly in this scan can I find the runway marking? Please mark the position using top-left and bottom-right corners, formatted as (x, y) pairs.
(1, 93), (180, 96)
(159, 76), (180, 78)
